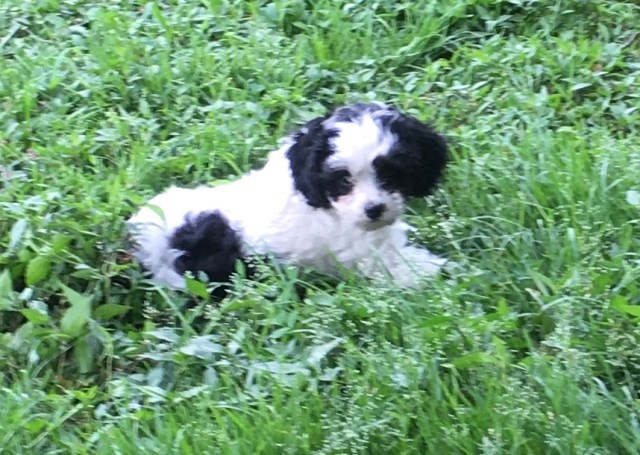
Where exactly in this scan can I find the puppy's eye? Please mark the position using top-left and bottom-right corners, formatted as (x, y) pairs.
(327, 170), (353, 199)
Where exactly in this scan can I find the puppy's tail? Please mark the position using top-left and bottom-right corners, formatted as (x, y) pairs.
(127, 214), (184, 288)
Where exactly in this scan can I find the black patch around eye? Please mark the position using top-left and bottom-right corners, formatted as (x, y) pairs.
(325, 169), (353, 200)
(372, 156), (402, 193)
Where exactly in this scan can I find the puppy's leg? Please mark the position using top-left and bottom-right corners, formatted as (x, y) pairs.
(360, 223), (447, 287)
(357, 244), (446, 288)
(386, 245), (447, 287)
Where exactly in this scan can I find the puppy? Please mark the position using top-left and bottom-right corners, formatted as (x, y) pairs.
(127, 102), (448, 295)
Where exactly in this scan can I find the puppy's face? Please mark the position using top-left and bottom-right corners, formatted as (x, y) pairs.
(321, 112), (405, 230)
(287, 102), (448, 231)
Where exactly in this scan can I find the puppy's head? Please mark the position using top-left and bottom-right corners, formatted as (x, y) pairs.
(286, 102), (448, 231)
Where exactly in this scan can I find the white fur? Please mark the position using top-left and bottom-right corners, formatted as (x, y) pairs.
(128, 106), (446, 289)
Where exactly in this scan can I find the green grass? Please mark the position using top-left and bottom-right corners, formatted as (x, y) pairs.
(1, 0), (640, 453)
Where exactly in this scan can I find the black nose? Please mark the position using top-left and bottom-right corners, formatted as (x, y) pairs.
(365, 203), (386, 221)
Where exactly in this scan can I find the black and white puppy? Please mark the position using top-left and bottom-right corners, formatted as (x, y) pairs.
(127, 102), (448, 294)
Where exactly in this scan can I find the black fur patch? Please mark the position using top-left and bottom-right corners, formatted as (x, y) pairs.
(373, 114), (448, 198)
(325, 169), (353, 201)
(169, 211), (245, 298)
(286, 115), (338, 208)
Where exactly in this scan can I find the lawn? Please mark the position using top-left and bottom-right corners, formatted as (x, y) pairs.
(1, 0), (640, 453)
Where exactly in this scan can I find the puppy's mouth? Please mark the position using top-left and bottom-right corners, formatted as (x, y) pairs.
(360, 218), (396, 231)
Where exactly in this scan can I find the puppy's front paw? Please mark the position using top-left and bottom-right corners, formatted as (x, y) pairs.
(387, 246), (447, 287)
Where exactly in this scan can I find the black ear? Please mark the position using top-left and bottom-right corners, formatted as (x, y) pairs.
(374, 114), (448, 198)
(286, 116), (337, 209)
